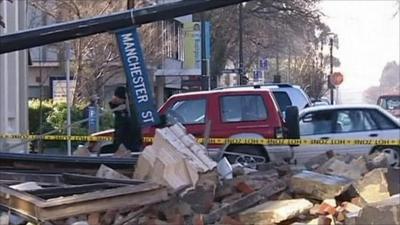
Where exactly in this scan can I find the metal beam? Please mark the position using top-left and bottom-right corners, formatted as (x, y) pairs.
(0, 0), (251, 54)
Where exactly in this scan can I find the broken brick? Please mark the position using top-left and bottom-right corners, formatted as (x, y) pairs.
(220, 215), (244, 225)
(317, 215), (332, 225)
(341, 202), (362, 214)
(88, 212), (100, 225)
(235, 181), (255, 194)
(193, 214), (204, 225)
(318, 203), (336, 215)
(167, 213), (185, 225)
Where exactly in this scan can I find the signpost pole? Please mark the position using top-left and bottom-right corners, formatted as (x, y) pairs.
(65, 42), (72, 156)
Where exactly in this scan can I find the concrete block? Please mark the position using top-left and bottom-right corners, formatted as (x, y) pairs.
(322, 199), (337, 208)
(386, 168), (400, 195)
(317, 156), (367, 180)
(169, 123), (187, 138)
(133, 146), (157, 180)
(113, 144), (132, 157)
(134, 126), (216, 192)
(304, 150), (334, 170)
(343, 195), (400, 225)
(73, 146), (91, 156)
(366, 152), (388, 170)
(96, 164), (130, 180)
(309, 204), (320, 215)
(353, 168), (391, 204)
(290, 170), (352, 200)
(239, 199), (313, 225)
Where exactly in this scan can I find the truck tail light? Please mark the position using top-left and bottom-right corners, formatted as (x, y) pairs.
(276, 127), (284, 139)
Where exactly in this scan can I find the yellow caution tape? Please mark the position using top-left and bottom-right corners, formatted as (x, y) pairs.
(143, 137), (400, 146)
(0, 134), (113, 142)
(1, 134), (399, 146)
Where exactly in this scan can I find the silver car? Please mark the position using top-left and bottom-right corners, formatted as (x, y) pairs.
(293, 104), (400, 167)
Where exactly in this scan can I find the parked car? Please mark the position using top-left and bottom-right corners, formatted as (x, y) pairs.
(377, 94), (400, 118)
(88, 88), (300, 164)
(293, 104), (400, 167)
(216, 83), (313, 114)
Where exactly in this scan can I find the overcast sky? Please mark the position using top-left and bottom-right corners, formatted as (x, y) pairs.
(320, 0), (399, 103)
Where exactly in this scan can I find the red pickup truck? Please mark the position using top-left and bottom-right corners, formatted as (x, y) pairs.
(89, 88), (299, 164)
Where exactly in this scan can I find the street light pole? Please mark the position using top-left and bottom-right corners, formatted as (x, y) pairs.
(238, 3), (244, 85)
(65, 42), (72, 156)
(329, 37), (334, 105)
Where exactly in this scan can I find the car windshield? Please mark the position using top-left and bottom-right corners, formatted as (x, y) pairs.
(379, 96), (400, 110)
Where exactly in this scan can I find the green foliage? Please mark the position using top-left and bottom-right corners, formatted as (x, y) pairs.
(100, 110), (114, 131)
(52, 103), (85, 134)
(29, 99), (114, 135)
(28, 99), (54, 134)
(28, 99), (115, 152)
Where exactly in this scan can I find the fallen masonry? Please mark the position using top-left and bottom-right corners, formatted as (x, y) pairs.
(0, 126), (399, 225)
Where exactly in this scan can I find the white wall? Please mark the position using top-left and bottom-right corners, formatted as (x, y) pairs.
(0, 0), (28, 153)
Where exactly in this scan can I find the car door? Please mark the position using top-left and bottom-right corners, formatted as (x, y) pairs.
(328, 109), (379, 157)
(294, 109), (336, 165)
(365, 108), (400, 140)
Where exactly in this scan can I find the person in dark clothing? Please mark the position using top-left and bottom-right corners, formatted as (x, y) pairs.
(109, 86), (142, 152)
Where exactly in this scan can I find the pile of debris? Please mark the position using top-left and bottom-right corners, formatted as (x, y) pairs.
(1, 124), (399, 225)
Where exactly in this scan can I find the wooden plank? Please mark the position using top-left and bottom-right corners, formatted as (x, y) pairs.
(0, 171), (62, 184)
(38, 186), (168, 221)
(0, 152), (137, 176)
(42, 182), (161, 207)
(0, 185), (45, 205)
(27, 183), (124, 199)
(0, 182), (168, 221)
(204, 179), (287, 224)
(62, 173), (145, 185)
(0, 185), (43, 220)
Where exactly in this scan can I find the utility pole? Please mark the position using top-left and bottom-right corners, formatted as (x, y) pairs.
(238, 3), (244, 85)
(274, 53), (281, 83)
(329, 37), (334, 105)
(200, 12), (208, 90)
(127, 0), (135, 9)
(65, 42), (72, 156)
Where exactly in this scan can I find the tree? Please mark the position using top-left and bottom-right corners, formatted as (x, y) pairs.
(204, 0), (333, 98)
(363, 61), (400, 103)
(29, 0), (166, 104)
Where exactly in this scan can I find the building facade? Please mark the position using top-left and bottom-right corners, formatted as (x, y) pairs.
(0, 0), (29, 152)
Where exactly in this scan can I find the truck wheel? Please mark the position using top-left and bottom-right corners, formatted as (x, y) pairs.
(371, 146), (400, 168)
(224, 145), (269, 166)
